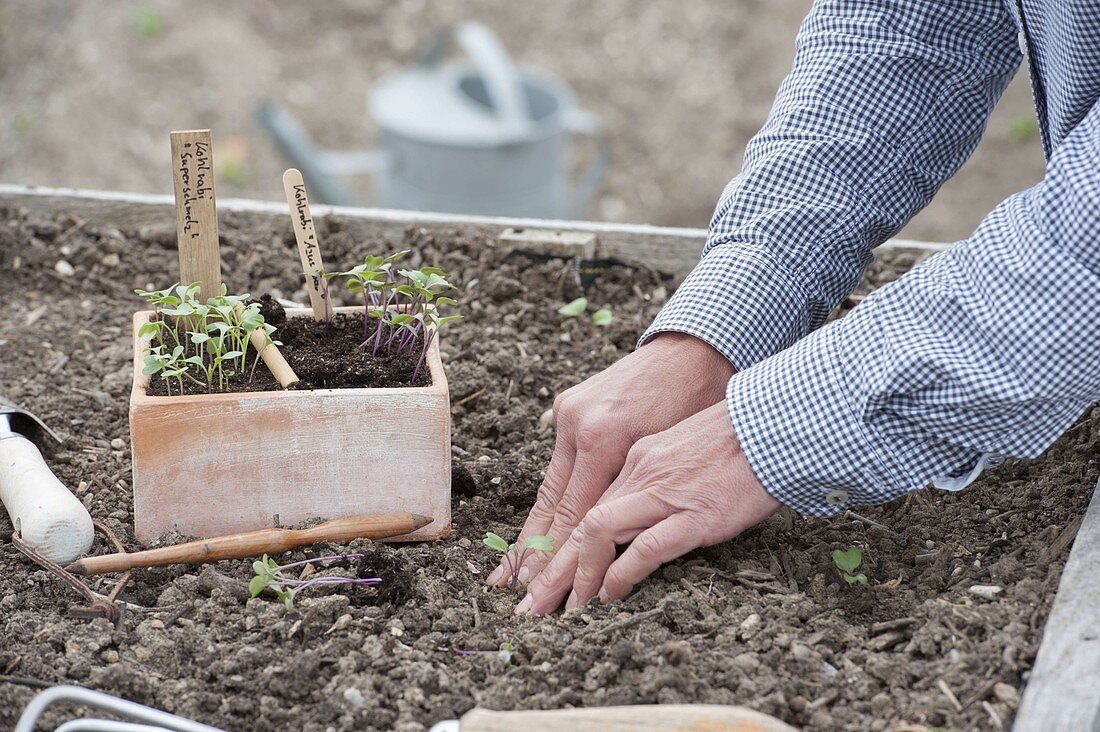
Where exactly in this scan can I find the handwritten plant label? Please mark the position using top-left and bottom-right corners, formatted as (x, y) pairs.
(282, 168), (329, 320)
(170, 129), (221, 299)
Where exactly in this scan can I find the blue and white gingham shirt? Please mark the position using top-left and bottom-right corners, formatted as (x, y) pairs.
(642, 1), (1100, 516)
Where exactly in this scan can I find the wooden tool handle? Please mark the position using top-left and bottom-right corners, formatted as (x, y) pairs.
(67, 513), (432, 576)
(0, 434), (93, 565)
(235, 302), (299, 388)
(456, 705), (796, 732)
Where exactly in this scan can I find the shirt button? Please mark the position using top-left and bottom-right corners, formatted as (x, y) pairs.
(825, 489), (850, 506)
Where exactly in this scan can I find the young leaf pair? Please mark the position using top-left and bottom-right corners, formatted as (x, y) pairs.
(248, 553), (382, 612)
(558, 297), (613, 326)
(483, 532), (554, 592)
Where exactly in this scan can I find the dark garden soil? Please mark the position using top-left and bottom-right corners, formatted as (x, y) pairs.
(1, 205), (1096, 732)
(145, 303), (431, 397)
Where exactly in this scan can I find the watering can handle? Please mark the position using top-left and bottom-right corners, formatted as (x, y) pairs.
(564, 107), (610, 219)
(420, 22), (531, 138)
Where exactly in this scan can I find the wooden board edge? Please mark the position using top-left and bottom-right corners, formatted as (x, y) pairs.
(1014, 477), (1100, 731)
(0, 185), (950, 278)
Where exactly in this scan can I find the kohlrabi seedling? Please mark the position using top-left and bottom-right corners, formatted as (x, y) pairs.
(558, 298), (613, 327)
(136, 283), (280, 393)
(340, 252), (461, 383)
(832, 547), (869, 585)
(483, 532), (554, 592)
(558, 297), (588, 318)
(592, 308), (613, 326)
(249, 553), (382, 612)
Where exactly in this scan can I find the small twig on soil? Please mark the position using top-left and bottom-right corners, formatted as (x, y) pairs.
(470, 596), (481, 629)
(982, 700), (1004, 730)
(164, 601), (196, 628)
(937, 678), (963, 712)
(453, 388), (486, 408)
(0, 675), (53, 689)
(1042, 515), (1084, 562)
(807, 690), (839, 711)
(962, 679), (998, 709)
(586, 598), (671, 637)
(846, 510), (889, 530)
(779, 547), (799, 593)
(505, 379), (515, 400)
(870, 617), (918, 636)
(678, 577), (717, 617)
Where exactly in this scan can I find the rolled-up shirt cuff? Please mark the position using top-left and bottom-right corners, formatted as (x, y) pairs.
(638, 242), (811, 371)
(724, 307), (983, 516)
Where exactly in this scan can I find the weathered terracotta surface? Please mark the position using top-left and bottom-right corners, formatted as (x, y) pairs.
(129, 308), (451, 544)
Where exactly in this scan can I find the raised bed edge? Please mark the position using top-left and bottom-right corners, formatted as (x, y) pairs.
(0, 184), (949, 279)
(1013, 477), (1100, 731)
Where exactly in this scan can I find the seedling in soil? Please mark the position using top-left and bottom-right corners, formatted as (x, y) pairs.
(592, 308), (613, 327)
(340, 252), (462, 383)
(558, 297), (588, 318)
(558, 298), (613, 327)
(483, 532), (554, 591)
(832, 547), (868, 585)
(248, 553), (381, 612)
(136, 283), (280, 393)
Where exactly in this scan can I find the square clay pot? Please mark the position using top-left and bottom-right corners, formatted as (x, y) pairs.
(129, 307), (450, 544)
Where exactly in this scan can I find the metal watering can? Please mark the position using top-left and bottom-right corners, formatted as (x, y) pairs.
(258, 22), (607, 218)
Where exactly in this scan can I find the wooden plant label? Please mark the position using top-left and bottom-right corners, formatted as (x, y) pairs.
(170, 129), (222, 299)
(282, 168), (329, 320)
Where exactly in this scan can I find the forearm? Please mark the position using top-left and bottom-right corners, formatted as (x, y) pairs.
(730, 99), (1100, 514)
(643, 0), (1020, 370)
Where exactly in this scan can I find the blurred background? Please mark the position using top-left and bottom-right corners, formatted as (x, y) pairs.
(0, 0), (1046, 242)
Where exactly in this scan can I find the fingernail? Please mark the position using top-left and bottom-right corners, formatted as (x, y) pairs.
(514, 593), (534, 615)
(565, 590), (579, 610)
(486, 566), (504, 585)
(598, 587), (610, 604)
(517, 566), (531, 585)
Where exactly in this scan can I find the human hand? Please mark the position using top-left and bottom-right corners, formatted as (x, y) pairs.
(486, 332), (735, 587)
(515, 401), (780, 615)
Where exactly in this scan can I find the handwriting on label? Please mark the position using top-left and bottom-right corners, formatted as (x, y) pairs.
(177, 140), (213, 239)
(291, 183), (326, 303)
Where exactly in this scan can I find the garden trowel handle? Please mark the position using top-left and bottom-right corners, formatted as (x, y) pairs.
(0, 417), (93, 565)
(431, 704), (797, 732)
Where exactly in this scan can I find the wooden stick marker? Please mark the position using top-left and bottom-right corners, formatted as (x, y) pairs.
(282, 168), (330, 321)
(169, 130), (299, 388)
(170, 129), (222, 300)
(66, 513), (433, 576)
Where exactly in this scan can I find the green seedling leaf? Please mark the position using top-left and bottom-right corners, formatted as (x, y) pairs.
(832, 547), (862, 574)
(558, 297), (588, 318)
(483, 532), (510, 553)
(137, 321), (162, 339)
(523, 536), (554, 552)
(592, 308), (613, 327)
(248, 575), (268, 597)
(844, 573), (869, 585)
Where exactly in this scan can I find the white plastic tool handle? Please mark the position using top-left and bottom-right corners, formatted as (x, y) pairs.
(0, 434), (93, 564)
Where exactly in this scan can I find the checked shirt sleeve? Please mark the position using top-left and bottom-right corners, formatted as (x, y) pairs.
(642, 0), (1021, 369)
(730, 98), (1100, 516)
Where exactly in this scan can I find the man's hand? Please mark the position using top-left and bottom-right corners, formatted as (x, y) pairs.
(515, 402), (780, 615)
(486, 332), (735, 587)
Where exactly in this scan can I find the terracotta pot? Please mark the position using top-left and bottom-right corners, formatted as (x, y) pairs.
(128, 307), (450, 544)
